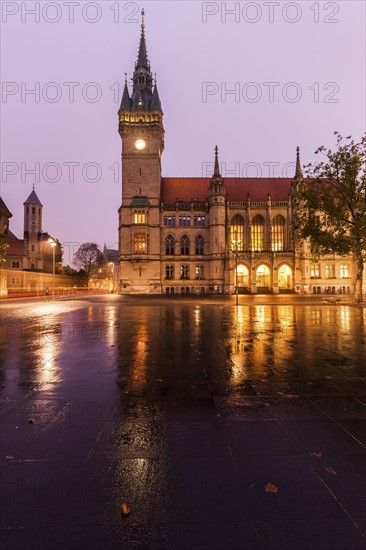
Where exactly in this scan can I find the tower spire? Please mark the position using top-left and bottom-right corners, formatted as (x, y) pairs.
(213, 146), (221, 179)
(295, 146), (303, 179)
(136, 8), (148, 68)
(119, 9), (163, 115)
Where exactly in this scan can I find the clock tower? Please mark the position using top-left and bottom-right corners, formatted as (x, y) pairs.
(118, 9), (164, 293)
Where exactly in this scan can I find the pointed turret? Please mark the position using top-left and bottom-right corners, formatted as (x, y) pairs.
(213, 145), (221, 179)
(210, 146), (225, 197)
(120, 74), (131, 110)
(294, 146), (303, 180)
(24, 187), (42, 206)
(150, 77), (162, 110)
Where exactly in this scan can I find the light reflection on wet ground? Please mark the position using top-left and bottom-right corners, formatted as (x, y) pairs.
(0, 296), (366, 549)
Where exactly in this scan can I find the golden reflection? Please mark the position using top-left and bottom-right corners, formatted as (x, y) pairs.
(226, 304), (297, 383)
(39, 336), (59, 384)
(37, 313), (63, 384)
(194, 306), (201, 328)
(126, 309), (149, 391)
(340, 306), (350, 332)
(105, 305), (118, 347)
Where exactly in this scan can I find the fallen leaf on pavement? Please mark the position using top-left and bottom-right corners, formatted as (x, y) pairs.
(310, 452), (322, 458)
(27, 418), (35, 424)
(121, 503), (130, 516)
(264, 482), (278, 494)
(325, 466), (337, 476)
(4, 455), (14, 461)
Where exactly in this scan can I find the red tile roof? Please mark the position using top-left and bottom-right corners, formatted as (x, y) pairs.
(7, 231), (24, 256)
(161, 178), (293, 202)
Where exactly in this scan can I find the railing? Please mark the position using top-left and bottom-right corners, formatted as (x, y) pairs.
(229, 200), (289, 208)
(229, 251), (294, 261)
(161, 201), (209, 211)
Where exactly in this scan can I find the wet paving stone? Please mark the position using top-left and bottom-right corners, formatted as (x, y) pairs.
(0, 295), (366, 548)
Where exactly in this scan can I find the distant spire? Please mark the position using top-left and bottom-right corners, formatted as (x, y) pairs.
(295, 146), (303, 179)
(213, 146), (221, 179)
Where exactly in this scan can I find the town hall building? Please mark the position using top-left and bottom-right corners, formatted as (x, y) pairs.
(118, 12), (356, 296)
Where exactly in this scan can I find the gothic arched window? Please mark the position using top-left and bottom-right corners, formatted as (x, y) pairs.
(230, 215), (244, 251)
(271, 215), (285, 251)
(251, 215), (265, 251)
(195, 235), (204, 255)
(165, 235), (175, 256)
(180, 235), (190, 255)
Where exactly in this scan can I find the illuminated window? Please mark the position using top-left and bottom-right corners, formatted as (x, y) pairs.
(340, 264), (349, 278)
(194, 216), (206, 226)
(134, 235), (146, 254)
(134, 210), (146, 224)
(180, 235), (190, 255)
(235, 264), (249, 287)
(325, 264), (335, 279)
(195, 235), (204, 255)
(271, 215), (285, 251)
(165, 235), (175, 255)
(230, 215), (244, 251)
(180, 265), (189, 279)
(310, 264), (320, 278)
(164, 216), (176, 226)
(195, 265), (204, 279)
(256, 264), (270, 287)
(179, 216), (191, 227)
(278, 265), (292, 289)
(251, 215), (265, 251)
(165, 265), (174, 279)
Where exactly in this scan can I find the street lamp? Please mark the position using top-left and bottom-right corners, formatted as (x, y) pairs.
(48, 238), (56, 300)
(231, 232), (241, 306)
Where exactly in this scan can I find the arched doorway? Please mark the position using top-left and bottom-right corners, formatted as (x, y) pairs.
(256, 264), (270, 289)
(278, 264), (293, 290)
(235, 264), (249, 292)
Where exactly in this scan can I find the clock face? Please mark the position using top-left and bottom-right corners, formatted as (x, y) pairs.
(135, 139), (146, 151)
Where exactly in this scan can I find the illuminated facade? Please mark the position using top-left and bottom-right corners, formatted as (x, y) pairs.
(118, 13), (362, 296)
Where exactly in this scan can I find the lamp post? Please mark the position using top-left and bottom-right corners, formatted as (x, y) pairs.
(231, 232), (241, 306)
(48, 238), (56, 300)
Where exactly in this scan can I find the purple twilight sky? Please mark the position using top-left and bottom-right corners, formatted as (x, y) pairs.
(1, 1), (365, 265)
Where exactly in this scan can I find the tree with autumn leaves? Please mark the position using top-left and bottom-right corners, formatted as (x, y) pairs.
(294, 133), (366, 303)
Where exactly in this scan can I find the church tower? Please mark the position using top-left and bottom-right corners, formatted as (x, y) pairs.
(23, 187), (43, 270)
(118, 9), (164, 293)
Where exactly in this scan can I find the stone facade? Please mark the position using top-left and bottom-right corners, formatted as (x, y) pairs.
(118, 14), (364, 296)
